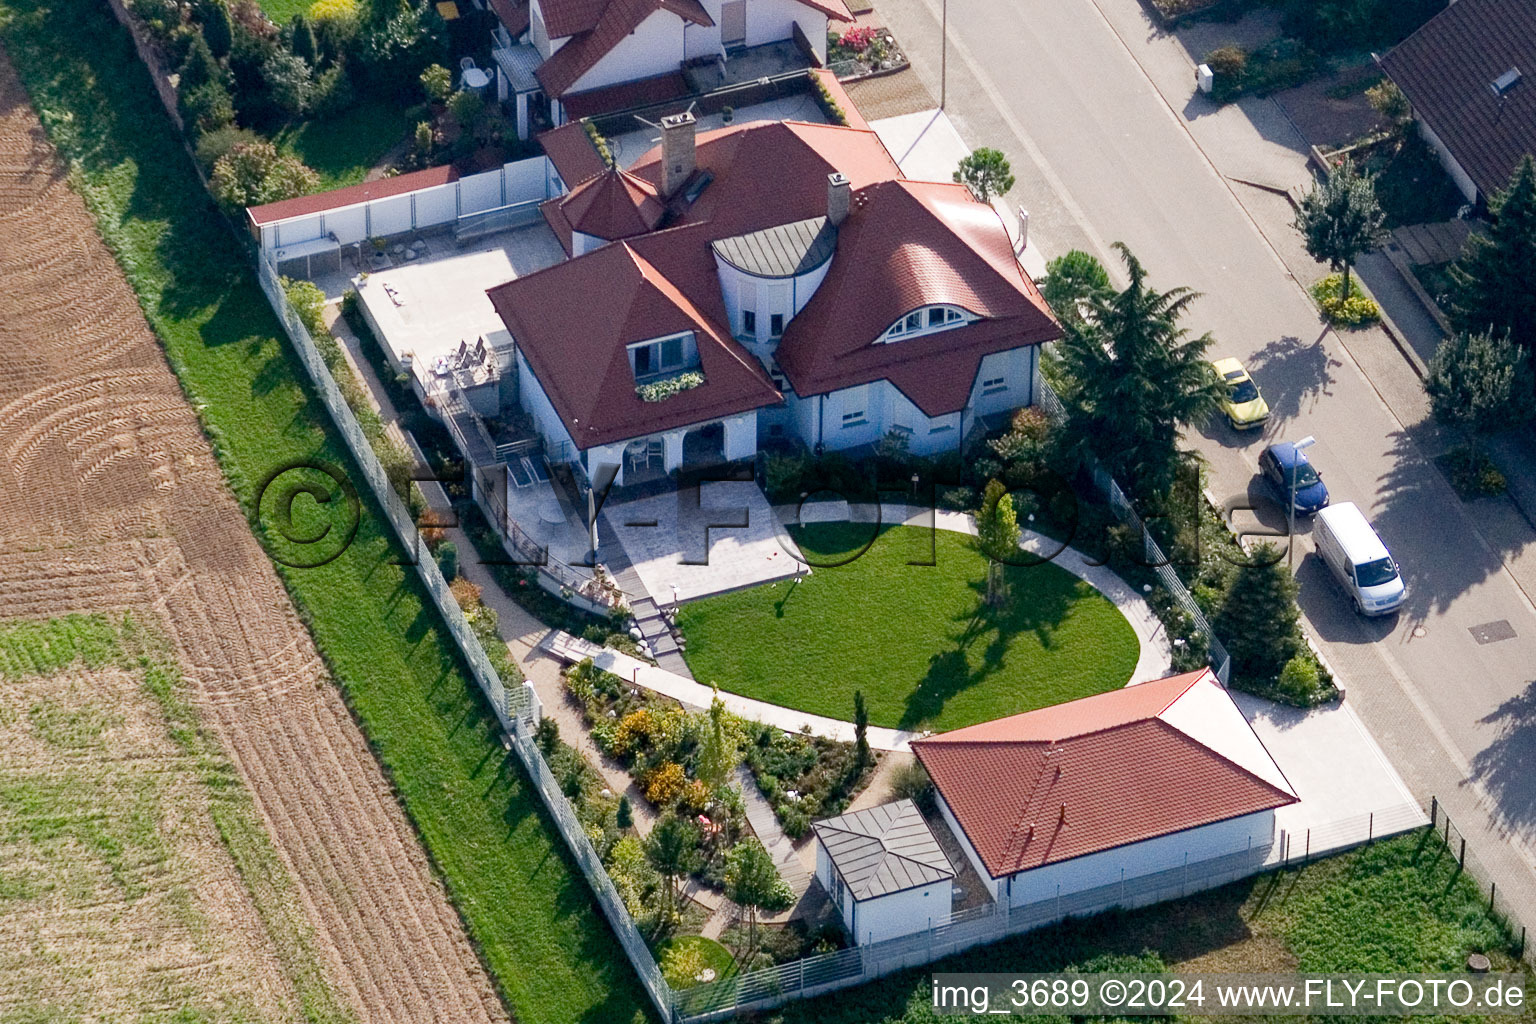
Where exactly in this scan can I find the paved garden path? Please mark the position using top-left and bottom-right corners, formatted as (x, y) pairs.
(540, 504), (1173, 750)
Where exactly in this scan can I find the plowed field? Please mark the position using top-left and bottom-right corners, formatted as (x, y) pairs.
(0, 50), (509, 1024)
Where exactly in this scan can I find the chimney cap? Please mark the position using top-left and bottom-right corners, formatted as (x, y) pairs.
(827, 171), (849, 186)
(661, 111), (697, 129)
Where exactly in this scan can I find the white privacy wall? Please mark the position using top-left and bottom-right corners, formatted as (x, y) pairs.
(746, 0), (828, 60)
(259, 156), (553, 252)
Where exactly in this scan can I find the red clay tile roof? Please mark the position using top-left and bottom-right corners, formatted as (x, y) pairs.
(795, 0), (853, 22)
(536, 0), (713, 97)
(774, 179), (1060, 415)
(561, 70), (692, 120)
(559, 167), (666, 239)
(1380, 0), (1536, 200)
(912, 671), (1296, 879)
(487, 242), (780, 448)
(246, 165), (459, 226)
(537, 0), (609, 36)
(489, 0), (531, 36)
(538, 121), (609, 186)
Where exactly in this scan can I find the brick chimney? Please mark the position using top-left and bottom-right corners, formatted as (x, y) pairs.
(826, 171), (850, 226)
(660, 112), (697, 197)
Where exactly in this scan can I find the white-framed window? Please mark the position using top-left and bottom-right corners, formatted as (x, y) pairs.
(742, 309), (756, 335)
(842, 410), (867, 427)
(879, 305), (973, 343)
(627, 332), (695, 380)
(929, 422), (954, 434)
(770, 312), (785, 337)
(981, 375), (1007, 394)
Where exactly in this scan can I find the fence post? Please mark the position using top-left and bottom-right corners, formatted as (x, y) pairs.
(1460, 837), (1467, 869)
(1431, 795), (1438, 828)
(1368, 812), (1373, 843)
(1304, 829), (1310, 863)
(1489, 881), (1496, 913)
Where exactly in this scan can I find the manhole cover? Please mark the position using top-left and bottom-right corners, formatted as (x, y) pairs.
(1412, 625), (1427, 638)
(1469, 620), (1517, 645)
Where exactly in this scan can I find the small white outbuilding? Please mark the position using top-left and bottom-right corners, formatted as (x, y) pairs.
(811, 798), (955, 946)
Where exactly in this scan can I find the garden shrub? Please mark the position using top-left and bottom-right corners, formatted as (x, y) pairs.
(1204, 44), (1247, 99)
(938, 486), (977, 512)
(1441, 445), (1507, 498)
(419, 62), (452, 102)
(1311, 273), (1381, 326)
(308, 62), (354, 118)
(1277, 653), (1322, 703)
(644, 761), (687, 805)
(179, 80), (236, 136)
(280, 276), (328, 337)
(210, 140), (320, 208)
(434, 539), (459, 581)
(889, 759), (934, 812)
(194, 124), (258, 169)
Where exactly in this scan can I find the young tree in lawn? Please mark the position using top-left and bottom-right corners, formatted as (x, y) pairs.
(852, 690), (870, 770)
(1293, 158), (1387, 300)
(1054, 243), (1225, 498)
(725, 838), (791, 953)
(616, 795), (634, 830)
(1425, 328), (1531, 445)
(976, 479), (1019, 607)
(953, 147), (1015, 204)
(1212, 541), (1300, 683)
(645, 816), (701, 919)
(1449, 156), (1536, 357)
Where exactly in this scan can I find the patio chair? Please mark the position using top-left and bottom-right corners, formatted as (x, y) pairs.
(646, 439), (664, 468)
(460, 56), (477, 72)
(626, 444), (647, 475)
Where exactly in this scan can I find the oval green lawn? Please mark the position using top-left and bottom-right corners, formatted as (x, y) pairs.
(677, 523), (1140, 733)
(657, 935), (739, 989)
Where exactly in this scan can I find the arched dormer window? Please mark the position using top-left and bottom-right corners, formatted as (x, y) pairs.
(878, 305), (975, 343)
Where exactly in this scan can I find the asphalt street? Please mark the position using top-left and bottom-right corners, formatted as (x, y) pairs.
(866, 0), (1536, 922)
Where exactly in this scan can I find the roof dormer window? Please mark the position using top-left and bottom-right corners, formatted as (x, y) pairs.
(879, 305), (974, 343)
(628, 331), (697, 381)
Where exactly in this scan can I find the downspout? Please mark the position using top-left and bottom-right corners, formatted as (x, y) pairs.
(816, 393), (825, 455)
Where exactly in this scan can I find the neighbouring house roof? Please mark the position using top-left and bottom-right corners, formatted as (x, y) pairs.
(1380, 0), (1536, 199)
(561, 70), (692, 121)
(536, 0), (714, 98)
(538, 121), (609, 186)
(556, 167), (667, 242)
(812, 799), (954, 901)
(711, 216), (837, 277)
(489, 0), (531, 37)
(246, 165), (459, 227)
(773, 179), (1060, 415)
(794, 0), (853, 21)
(912, 670), (1297, 880)
(486, 241), (780, 448)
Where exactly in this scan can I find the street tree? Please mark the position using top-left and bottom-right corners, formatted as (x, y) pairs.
(1039, 249), (1112, 326)
(1425, 328), (1531, 441)
(1054, 243), (1225, 498)
(1212, 541), (1300, 683)
(645, 816), (701, 919)
(724, 838), (791, 952)
(1449, 155), (1536, 356)
(1293, 158), (1387, 300)
(976, 479), (1019, 606)
(953, 147), (1015, 203)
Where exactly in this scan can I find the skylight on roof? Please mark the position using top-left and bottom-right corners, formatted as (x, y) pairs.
(1492, 67), (1523, 97)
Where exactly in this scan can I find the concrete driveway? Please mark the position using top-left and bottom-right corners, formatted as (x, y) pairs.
(861, 0), (1536, 922)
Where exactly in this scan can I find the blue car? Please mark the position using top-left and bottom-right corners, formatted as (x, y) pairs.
(1260, 442), (1329, 515)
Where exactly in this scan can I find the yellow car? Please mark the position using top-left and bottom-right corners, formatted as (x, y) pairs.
(1212, 357), (1270, 430)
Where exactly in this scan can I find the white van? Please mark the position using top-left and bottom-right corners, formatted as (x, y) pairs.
(1314, 502), (1406, 616)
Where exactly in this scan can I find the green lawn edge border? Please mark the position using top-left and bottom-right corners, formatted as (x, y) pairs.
(0, 3), (654, 1021)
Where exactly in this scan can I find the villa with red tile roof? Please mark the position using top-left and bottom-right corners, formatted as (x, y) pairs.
(487, 0), (852, 133)
(912, 669), (1296, 913)
(488, 111), (1062, 486)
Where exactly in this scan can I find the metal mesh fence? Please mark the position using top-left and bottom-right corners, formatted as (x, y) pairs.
(1032, 368), (1231, 682)
(255, 257), (532, 730)
(1430, 798), (1532, 964)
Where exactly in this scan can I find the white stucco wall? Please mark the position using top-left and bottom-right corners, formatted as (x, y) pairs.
(1002, 810), (1277, 908)
(685, 0), (725, 59)
(1416, 118), (1480, 205)
(518, 352), (578, 459)
(966, 346), (1036, 421)
(746, 0), (828, 61)
(570, 9), (687, 94)
(715, 253), (835, 345)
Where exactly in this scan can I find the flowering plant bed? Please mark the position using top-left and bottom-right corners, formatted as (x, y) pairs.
(636, 370), (704, 402)
(826, 25), (909, 79)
